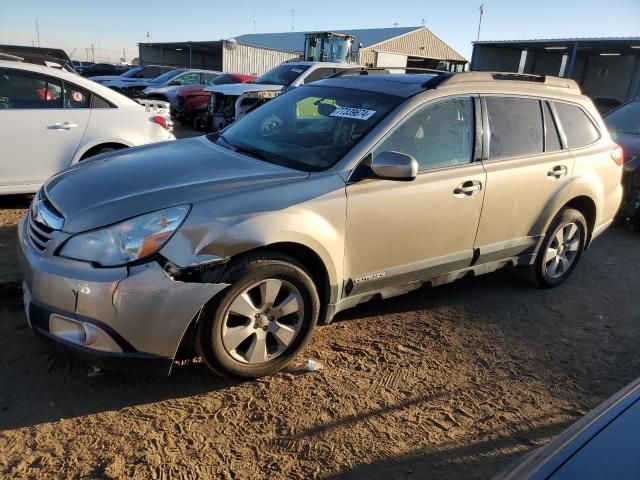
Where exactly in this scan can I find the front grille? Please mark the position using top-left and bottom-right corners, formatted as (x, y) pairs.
(27, 191), (64, 252)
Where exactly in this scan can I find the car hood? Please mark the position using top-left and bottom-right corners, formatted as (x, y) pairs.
(44, 136), (308, 233)
(90, 75), (148, 83)
(203, 83), (284, 95)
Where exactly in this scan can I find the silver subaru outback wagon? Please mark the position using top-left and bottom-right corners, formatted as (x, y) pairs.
(18, 72), (623, 377)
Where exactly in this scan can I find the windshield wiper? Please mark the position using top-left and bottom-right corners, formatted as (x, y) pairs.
(217, 135), (272, 162)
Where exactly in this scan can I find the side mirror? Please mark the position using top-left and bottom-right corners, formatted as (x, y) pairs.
(370, 151), (418, 181)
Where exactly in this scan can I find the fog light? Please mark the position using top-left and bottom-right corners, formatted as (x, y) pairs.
(48, 314), (122, 353)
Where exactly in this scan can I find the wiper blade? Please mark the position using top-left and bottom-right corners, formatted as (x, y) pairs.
(219, 135), (271, 161)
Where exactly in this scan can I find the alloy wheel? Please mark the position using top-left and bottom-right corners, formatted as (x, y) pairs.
(221, 279), (304, 365)
(544, 222), (581, 279)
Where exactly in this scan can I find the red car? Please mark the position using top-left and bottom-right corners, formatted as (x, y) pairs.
(174, 73), (255, 127)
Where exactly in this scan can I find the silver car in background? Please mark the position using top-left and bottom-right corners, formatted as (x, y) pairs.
(18, 72), (623, 377)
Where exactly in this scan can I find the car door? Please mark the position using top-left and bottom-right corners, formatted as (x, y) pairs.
(344, 95), (486, 296)
(0, 68), (91, 192)
(474, 96), (575, 263)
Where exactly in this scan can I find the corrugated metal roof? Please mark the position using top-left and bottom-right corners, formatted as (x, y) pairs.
(474, 37), (640, 45)
(235, 26), (421, 52)
(365, 28), (467, 62)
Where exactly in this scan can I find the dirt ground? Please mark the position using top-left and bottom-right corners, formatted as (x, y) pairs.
(1, 195), (639, 480)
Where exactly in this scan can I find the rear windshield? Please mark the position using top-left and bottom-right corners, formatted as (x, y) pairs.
(605, 100), (640, 136)
(254, 64), (310, 87)
(210, 85), (403, 172)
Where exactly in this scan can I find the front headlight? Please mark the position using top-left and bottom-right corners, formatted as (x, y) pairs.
(59, 206), (189, 267)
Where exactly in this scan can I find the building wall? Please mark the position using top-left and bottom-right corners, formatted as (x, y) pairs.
(139, 45), (223, 70)
(581, 54), (637, 103)
(471, 45), (522, 71)
(223, 42), (299, 76)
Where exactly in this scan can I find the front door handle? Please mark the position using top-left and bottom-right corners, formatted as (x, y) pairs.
(47, 122), (78, 130)
(454, 180), (482, 197)
(547, 165), (568, 179)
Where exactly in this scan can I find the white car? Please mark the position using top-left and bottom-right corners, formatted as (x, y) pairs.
(204, 62), (358, 131)
(0, 60), (175, 194)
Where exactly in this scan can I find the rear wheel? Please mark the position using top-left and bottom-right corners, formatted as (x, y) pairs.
(195, 252), (319, 378)
(519, 208), (587, 288)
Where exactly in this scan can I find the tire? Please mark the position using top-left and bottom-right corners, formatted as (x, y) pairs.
(195, 252), (320, 378)
(79, 146), (121, 161)
(519, 208), (587, 288)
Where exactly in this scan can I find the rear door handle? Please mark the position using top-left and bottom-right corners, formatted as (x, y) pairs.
(47, 122), (78, 130)
(547, 165), (568, 179)
(454, 180), (482, 197)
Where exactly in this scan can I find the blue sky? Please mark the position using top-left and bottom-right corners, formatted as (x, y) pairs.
(1, 0), (638, 62)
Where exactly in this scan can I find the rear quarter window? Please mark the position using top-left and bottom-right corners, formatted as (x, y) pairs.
(554, 102), (599, 149)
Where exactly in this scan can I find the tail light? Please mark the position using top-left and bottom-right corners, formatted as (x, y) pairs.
(611, 145), (624, 166)
(152, 115), (171, 130)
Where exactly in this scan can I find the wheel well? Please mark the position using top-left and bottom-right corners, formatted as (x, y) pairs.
(563, 196), (596, 245)
(79, 142), (128, 160)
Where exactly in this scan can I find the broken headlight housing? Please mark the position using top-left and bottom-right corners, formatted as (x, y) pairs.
(59, 206), (189, 267)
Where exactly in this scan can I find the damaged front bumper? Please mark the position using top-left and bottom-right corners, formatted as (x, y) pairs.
(18, 217), (228, 375)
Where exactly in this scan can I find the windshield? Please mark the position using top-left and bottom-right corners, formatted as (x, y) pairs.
(121, 66), (143, 78)
(605, 100), (640, 136)
(254, 64), (311, 86)
(150, 69), (182, 84)
(209, 85), (403, 172)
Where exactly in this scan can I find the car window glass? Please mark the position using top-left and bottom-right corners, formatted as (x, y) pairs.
(487, 96), (543, 160)
(605, 100), (640, 136)
(173, 72), (200, 86)
(544, 102), (563, 152)
(374, 97), (475, 171)
(63, 83), (90, 108)
(0, 69), (62, 109)
(303, 68), (336, 84)
(91, 95), (111, 109)
(294, 96), (339, 133)
(203, 72), (218, 82)
(554, 102), (600, 149)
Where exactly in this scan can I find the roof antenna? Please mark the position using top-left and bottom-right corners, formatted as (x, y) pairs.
(393, 22), (399, 28)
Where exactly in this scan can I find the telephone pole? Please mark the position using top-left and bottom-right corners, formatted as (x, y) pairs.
(122, 48), (126, 62)
(291, 10), (295, 32)
(90, 44), (95, 62)
(35, 18), (41, 47)
(476, 4), (484, 42)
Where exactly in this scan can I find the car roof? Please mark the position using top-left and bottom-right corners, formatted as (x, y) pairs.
(0, 59), (140, 107)
(315, 74), (438, 97)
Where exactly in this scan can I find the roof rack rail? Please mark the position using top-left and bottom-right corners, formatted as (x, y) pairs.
(422, 71), (580, 92)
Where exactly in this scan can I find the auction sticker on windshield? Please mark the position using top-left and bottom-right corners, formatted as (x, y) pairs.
(330, 107), (376, 121)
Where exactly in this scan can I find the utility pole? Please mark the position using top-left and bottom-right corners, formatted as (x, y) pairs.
(85, 48), (89, 61)
(146, 32), (150, 43)
(122, 48), (126, 62)
(90, 44), (95, 63)
(35, 18), (40, 47)
(393, 22), (399, 27)
(253, 15), (257, 33)
(476, 4), (484, 42)
(291, 10), (295, 32)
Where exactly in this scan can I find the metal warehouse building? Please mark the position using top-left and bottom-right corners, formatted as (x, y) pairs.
(138, 26), (467, 76)
(471, 37), (640, 110)
(138, 40), (299, 77)
(235, 26), (467, 72)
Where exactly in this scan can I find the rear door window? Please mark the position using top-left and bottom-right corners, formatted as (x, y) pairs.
(0, 69), (62, 109)
(486, 96), (543, 160)
(63, 83), (91, 108)
(554, 102), (599, 149)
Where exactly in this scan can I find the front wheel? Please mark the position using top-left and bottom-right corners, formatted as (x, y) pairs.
(195, 253), (319, 378)
(519, 208), (587, 288)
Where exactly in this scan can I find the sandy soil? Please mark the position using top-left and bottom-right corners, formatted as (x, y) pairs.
(1, 196), (639, 479)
